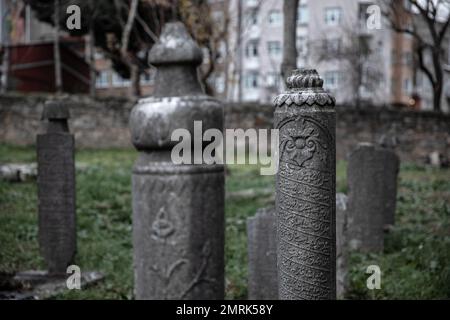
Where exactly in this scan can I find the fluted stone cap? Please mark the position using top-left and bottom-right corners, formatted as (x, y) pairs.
(148, 22), (203, 66)
(274, 69), (335, 107)
(42, 101), (70, 120)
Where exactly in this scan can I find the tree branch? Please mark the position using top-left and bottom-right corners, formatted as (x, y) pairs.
(416, 44), (436, 87)
(121, 0), (139, 58)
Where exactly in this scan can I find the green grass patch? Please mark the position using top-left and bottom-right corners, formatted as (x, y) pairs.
(0, 144), (449, 299)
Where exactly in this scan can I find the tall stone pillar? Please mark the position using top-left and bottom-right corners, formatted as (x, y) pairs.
(130, 22), (224, 300)
(274, 69), (336, 300)
(36, 101), (76, 275)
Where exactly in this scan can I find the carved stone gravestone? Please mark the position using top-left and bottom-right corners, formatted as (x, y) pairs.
(130, 22), (224, 300)
(36, 101), (76, 275)
(381, 149), (400, 227)
(274, 69), (336, 300)
(0, 101), (104, 299)
(247, 207), (278, 300)
(347, 142), (399, 251)
(336, 193), (348, 299)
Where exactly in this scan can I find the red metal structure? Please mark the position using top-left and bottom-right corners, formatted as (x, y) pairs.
(6, 41), (90, 93)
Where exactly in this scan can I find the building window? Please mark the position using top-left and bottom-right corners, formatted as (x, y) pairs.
(244, 72), (259, 89)
(245, 40), (259, 58)
(268, 10), (282, 26)
(266, 72), (280, 88)
(324, 71), (340, 90)
(324, 7), (342, 26)
(112, 72), (131, 87)
(95, 70), (109, 88)
(212, 11), (224, 26)
(323, 38), (341, 54)
(403, 78), (412, 94)
(358, 2), (372, 27)
(246, 9), (258, 26)
(216, 41), (227, 63)
(297, 3), (309, 25)
(215, 75), (225, 93)
(245, 0), (258, 7)
(94, 50), (104, 60)
(267, 41), (282, 57)
(296, 36), (308, 56)
(403, 0), (412, 11)
(140, 71), (155, 85)
(403, 52), (413, 65)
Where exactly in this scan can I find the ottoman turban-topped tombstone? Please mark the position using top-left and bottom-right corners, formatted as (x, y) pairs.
(274, 69), (336, 300)
(129, 22), (225, 300)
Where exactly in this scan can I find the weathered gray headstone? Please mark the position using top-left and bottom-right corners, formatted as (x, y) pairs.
(377, 140), (400, 227)
(274, 69), (336, 300)
(36, 101), (76, 275)
(347, 142), (399, 252)
(130, 22), (224, 300)
(247, 207), (278, 300)
(336, 193), (348, 300)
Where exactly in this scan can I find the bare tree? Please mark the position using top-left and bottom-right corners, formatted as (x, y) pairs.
(179, 0), (229, 95)
(281, 0), (299, 79)
(382, 0), (450, 112)
(123, 0), (140, 98)
(29, 0), (221, 99)
(314, 25), (384, 106)
(88, 1), (98, 98)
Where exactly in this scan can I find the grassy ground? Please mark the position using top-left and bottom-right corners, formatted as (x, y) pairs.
(0, 144), (449, 299)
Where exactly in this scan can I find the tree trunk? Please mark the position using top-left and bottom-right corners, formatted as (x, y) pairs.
(121, 0), (139, 99)
(53, 0), (62, 94)
(89, 27), (96, 98)
(236, 0), (243, 101)
(433, 81), (443, 112)
(1, 46), (10, 93)
(224, 40), (229, 99)
(1, 0), (11, 93)
(281, 0), (299, 80)
(432, 50), (443, 112)
(130, 64), (141, 99)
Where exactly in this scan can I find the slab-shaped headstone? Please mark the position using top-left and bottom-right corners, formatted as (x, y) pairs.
(247, 207), (278, 300)
(336, 193), (348, 299)
(36, 101), (76, 275)
(347, 142), (399, 252)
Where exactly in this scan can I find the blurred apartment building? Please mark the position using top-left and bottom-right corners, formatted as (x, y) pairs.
(1, 0), (448, 110)
(211, 0), (450, 111)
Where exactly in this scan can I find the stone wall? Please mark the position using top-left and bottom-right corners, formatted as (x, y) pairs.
(0, 94), (134, 149)
(0, 94), (449, 163)
(225, 102), (450, 163)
